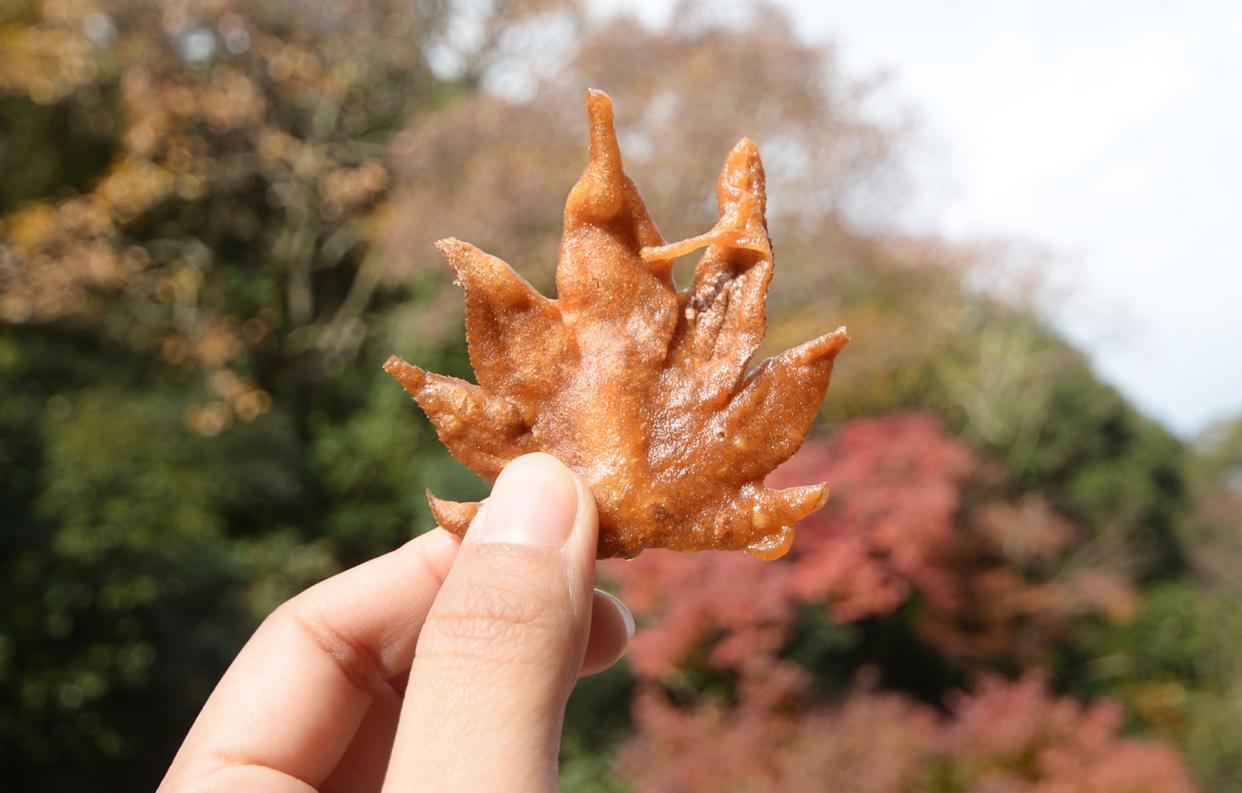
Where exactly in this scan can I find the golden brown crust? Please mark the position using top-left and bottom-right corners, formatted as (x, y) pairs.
(386, 89), (848, 559)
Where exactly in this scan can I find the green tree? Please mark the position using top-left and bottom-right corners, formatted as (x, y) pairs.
(0, 0), (528, 786)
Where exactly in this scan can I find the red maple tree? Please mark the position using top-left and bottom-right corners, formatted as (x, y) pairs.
(617, 672), (1197, 793)
(605, 412), (1135, 678)
(604, 413), (1188, 791)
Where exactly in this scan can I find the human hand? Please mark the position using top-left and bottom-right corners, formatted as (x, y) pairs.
(158, 453), (633, 792)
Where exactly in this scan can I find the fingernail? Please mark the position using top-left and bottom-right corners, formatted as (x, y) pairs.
(474, 454), (579, 548)
(595, 588), (635, 638)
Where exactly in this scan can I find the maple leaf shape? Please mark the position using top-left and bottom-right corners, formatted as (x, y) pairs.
(385, 89), (848, 559)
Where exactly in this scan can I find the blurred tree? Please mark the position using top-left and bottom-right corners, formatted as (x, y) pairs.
(922, 302), (1192, 582)
(606, 417), (1193, 792)
(0, 0), (575, 787)
(1186, 415), (1242, 590)
(1074, 417), (1242, 790)
(617, 671), (1198, 793)
(605, 415), (1138, 692)
(1081, 582), (1242, 792)
(380, 0), (909, 319)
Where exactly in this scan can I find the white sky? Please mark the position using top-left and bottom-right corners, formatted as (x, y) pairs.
(592, 0), (1242, 437)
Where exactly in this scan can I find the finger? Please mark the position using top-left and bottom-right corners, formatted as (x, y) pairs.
(322, 586), (631, 793)
(580, 588), (634, 677)
(383, 453), (598, 793)
(158, 529), (461, 793)
(321, 683), (403, 793)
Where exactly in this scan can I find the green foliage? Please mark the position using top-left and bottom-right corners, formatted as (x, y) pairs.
(0, 1), (473, 784)
(1192, 415), (1242, 484)
(1083, 583), (1242, 790)
(0, 93), (118, 212)
(0, 332), (334, 786)
(925, 303), (1190, 579)
(308, 364), (486, 563)
(562, 664), (637, 793)
(1185, 415), (1242, 592)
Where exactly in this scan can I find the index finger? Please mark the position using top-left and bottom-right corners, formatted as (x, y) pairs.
(158, 528), (461, 792)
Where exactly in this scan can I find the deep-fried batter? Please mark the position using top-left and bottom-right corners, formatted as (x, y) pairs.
(385, 89), (848, 559)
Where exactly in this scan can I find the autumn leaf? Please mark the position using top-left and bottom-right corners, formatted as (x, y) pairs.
(385, 89), (848, 559)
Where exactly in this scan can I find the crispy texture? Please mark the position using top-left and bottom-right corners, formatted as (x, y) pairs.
(385, 90), (848, 559)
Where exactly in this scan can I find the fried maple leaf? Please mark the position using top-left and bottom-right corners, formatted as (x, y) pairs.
(385, 90), (848, 559)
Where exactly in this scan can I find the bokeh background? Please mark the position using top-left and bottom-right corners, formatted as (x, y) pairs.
(2, 1), (1240, 790)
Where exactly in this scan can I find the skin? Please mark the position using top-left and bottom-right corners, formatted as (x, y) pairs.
(159, 453), (633, 793)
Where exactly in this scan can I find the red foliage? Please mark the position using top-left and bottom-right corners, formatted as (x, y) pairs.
(609, 549), (794, 678)
(604, 412), (1136, 678)
(616, 673), (1199, 793)
(606, 413), (1182, 789)
(618, 682), (936, 793)
(772, 413), (973, 622)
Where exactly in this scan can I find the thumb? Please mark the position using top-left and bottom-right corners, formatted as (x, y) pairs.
(384, 453), (598, 793)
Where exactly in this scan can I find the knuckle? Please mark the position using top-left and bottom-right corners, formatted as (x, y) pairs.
(267, 600), (385, 695)
(424, 577), (564, 665)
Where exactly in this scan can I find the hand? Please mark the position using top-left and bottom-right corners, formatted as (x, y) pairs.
(159, 453), (633, 792)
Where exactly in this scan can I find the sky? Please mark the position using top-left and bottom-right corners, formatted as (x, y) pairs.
(592, 0), (1242, 437)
